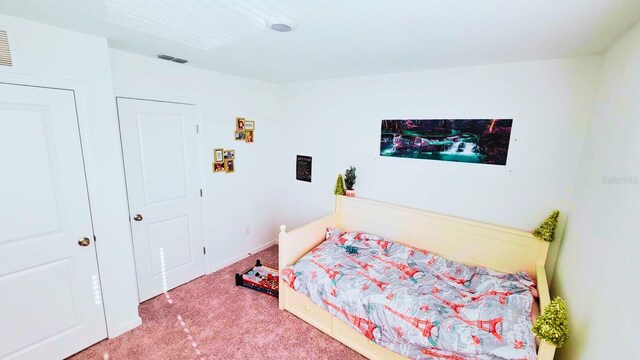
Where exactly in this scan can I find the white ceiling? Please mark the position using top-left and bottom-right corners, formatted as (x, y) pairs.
(1, 0), (639, 83)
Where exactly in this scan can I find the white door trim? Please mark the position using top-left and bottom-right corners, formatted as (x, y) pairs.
(115, 95), (208, 300)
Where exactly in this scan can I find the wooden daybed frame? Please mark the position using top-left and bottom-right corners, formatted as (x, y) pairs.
(278, 196), (555, 360)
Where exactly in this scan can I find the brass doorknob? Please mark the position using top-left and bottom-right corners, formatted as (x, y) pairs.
(78, 237), (91, 247)
(133, 214), (143, 222)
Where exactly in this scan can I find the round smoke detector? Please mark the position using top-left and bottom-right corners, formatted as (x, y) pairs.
(266, 20), (296, 32)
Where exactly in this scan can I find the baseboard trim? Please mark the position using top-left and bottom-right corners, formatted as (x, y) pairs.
(207, 240), (277, 274)
(108, 316), (142, 338)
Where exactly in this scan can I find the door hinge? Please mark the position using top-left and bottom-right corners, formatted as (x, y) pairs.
(196, 124), (199, 133)
(93, 235), (97, 242)
(203, 247), (206, 255)
(199, 189), (203, 197)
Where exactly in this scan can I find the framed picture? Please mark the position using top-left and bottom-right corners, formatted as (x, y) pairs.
(380, 119), (514, 166)
(234, 130), (246, 141)
(245, 120), (255, 131)
(212, 162), (225, 173)
(225, 159), (235, 173)
(296, 155), (312, 182)
(223, 149), (235, 160)
(245, 130), (254, 143)
(214, 148), (224, 163)
(236, 117), (246, 131)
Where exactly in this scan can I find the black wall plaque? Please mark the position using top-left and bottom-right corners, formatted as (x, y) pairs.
(296, 155), (312, 182)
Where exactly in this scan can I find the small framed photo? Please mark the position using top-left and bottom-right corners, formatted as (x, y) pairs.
(214, 148), (224, 163)
(234, 130), (246, 141)
(213, 162), (225, 173)
(225, 159), (235, 173)
(245, 130), (254, 143)
(223, 149), (235, 160)
(245, 120), (255, 131)
(236, 117), (246, 131)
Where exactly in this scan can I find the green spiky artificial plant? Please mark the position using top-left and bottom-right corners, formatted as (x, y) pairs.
(533, 296), (570, 347)
(334, 174), (346, 195)
(533, 210), (560, 242)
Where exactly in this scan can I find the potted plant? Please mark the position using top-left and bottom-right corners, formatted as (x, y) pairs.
(344, 166), (357, 197)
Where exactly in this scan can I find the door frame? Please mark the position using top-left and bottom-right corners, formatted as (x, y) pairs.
(0, 71), (143, 339)
(114, 91), (209, 300)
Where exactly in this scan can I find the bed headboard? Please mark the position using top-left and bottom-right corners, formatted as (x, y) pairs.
(336, 196), (548, 278)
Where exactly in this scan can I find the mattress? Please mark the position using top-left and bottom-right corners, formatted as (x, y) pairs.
(282, 229), (539, 360)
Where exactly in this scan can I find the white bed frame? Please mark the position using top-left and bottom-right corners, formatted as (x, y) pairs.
(278, 196), (555, 359)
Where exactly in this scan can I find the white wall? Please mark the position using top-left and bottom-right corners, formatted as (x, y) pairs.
(278, 57), (602, 277)
(0, 15), (140, 337)
(109, 49), (284, 272)
(552, 23), (640, 360)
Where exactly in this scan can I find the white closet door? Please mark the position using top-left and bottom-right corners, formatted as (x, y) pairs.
(0, 84), (107, 359)
(117, 98), (205, 302)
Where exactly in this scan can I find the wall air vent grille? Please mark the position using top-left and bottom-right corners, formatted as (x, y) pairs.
(0, 30), (12, 67)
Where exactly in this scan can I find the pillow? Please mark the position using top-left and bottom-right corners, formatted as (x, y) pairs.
(325, 229), (387, 243)
(349, 231), (386, 242)
(333, 231), (393, 254)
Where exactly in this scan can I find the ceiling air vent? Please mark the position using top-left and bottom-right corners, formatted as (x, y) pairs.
(157, 54), (188, 64)
(0, 30), (12, 67)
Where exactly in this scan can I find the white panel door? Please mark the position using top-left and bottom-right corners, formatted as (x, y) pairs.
(0, 84), (106, 359)
(117, 98), (204, 302)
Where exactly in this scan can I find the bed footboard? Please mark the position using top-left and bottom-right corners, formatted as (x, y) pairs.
(278, 213), (340, 310)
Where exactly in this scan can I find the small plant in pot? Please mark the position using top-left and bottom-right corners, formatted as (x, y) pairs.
(344, 166), (357, 197)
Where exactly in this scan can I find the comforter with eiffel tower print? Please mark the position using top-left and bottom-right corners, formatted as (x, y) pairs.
(281, 228), (538, 360)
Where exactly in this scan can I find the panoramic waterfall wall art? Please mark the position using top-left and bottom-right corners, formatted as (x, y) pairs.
(380, 119), (513, 165)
